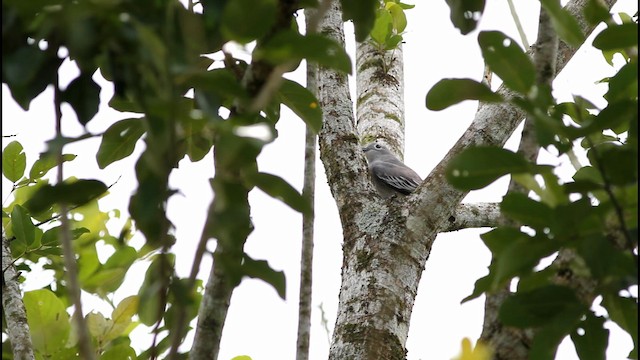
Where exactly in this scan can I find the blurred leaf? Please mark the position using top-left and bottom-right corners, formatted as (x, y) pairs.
(25, 180), (108, 214)
(97, 118), (145, 169)
(540, 0), (585, 47)
(529, 306), (586, 360)
(605, 61), (638, 103)
(500, 193), (552, 230)
(241, 256), (286, 299)
(107, 296), (139, 341)
(426, 78), (502, 111)
(258, 31), (352, 74)
(61, 73), (101, 126)
(478, 31), (535, 94)
(11, 204), (36, 247)
(481, 228), (559, 289)
(29, 154), (77, 180)
(2, 140), (26, 183)
(446, 146), (531, 190)
(276, 79), (322, 133)
(87, 312), (111, 339)
(341, 0), (378, 42)
(571, 312), (609, 360)
(24, 289), (70, 354)
(500, 285), (585, 328)
(221, 0), (276, 44)
(584, 0), (611, 25)
(138, 254), (174, 326)
(602, 294), (638, 355)
(444, 0), (486, 35)
(250, 172), (310, 214)
(593, 23), (638, 50)
(100, 344), (137, 360)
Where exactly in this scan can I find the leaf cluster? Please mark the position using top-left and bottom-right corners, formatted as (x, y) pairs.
(432, 2), (638, 358)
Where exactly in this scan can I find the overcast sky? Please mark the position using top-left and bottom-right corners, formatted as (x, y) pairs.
(2, 1), (637, 359)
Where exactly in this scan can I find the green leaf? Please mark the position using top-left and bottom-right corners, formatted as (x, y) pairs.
(602, 294), (638, 356)
(221, 0), (276, 44)
(276, 79), (322, 133)
(106, 295), (139, 341)
(446, 146), (531, 190)
(594, 145), (637, 185)
(426, 78), (502, 111)
(100, 344), (138, 360)
(500, 285), (584, 328)
(584, 0), (612, 25)
(341, 0), (379, 42)
(258, 31), (352, 74)
(3, 140), (26, 182)
(61, 73), (101, 126)
(11, 205), (36, 247)
(593, 23), (638, 51)
(571, 312), (609, 360)
(29, 154), (77, 180)
(500, 193), (552, 229)
(25, 180), (108, 214)
(251, 172), (310, 214)
(387, 3), (407, 33)
(241, 255), (286, 299)
(530, 306), (586, 360)
(97, 118), (146, 169)
(478, 31), (535, 94)
(444, 0), (486, 35)
(370, 8), (393, 45)
(606, 62), (638, 103)
(138, 254), (175, 326)
(481, 228), (559, 288)
(24, 289), (70, 354)
(540, 0), (585, 47)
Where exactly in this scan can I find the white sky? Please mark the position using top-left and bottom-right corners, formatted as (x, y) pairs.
(2, 1), (637, 359)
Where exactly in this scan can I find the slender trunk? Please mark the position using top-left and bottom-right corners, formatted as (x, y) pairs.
(295, 17), (318, 356)
(2, 236), (36, 360)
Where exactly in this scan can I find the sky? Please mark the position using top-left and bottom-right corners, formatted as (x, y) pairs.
(2, 1), (637, 360)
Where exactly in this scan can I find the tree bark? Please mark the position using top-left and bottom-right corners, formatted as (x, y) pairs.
(2, 236), (36, 360)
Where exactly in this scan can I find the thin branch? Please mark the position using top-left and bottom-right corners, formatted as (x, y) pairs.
(441, 203), (512, 232)
(2, 236), (36, 360)
(54, 71), (96, 360)
(295, 9), (321, 357)
(507, 0), (530, 48)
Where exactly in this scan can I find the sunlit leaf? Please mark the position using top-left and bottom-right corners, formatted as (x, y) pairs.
(2, 140), (26, 183)
(11, 204), (36, 247)
(24, 289), (70, 354)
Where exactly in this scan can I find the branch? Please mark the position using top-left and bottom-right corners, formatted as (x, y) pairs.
(2, 236), (36, 360)
(441, 203), (511, 232)
(407, 0), (617, 239)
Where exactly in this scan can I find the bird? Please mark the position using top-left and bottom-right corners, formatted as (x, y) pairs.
(362, 141), (422, 198)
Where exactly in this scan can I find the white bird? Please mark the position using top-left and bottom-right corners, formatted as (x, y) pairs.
(362, 141), (422, 198)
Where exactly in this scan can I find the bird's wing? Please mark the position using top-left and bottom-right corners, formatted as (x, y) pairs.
(371, 162), (422, 195)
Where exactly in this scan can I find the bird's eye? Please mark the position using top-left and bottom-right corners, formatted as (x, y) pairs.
(375, 144), (382, 149)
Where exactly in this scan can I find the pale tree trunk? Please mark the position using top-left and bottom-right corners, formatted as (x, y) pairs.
(315, 0), (617, 359)
(2, 236), (36, 360)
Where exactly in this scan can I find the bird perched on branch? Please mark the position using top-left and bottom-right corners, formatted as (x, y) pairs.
(363, 141), (422, 198)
